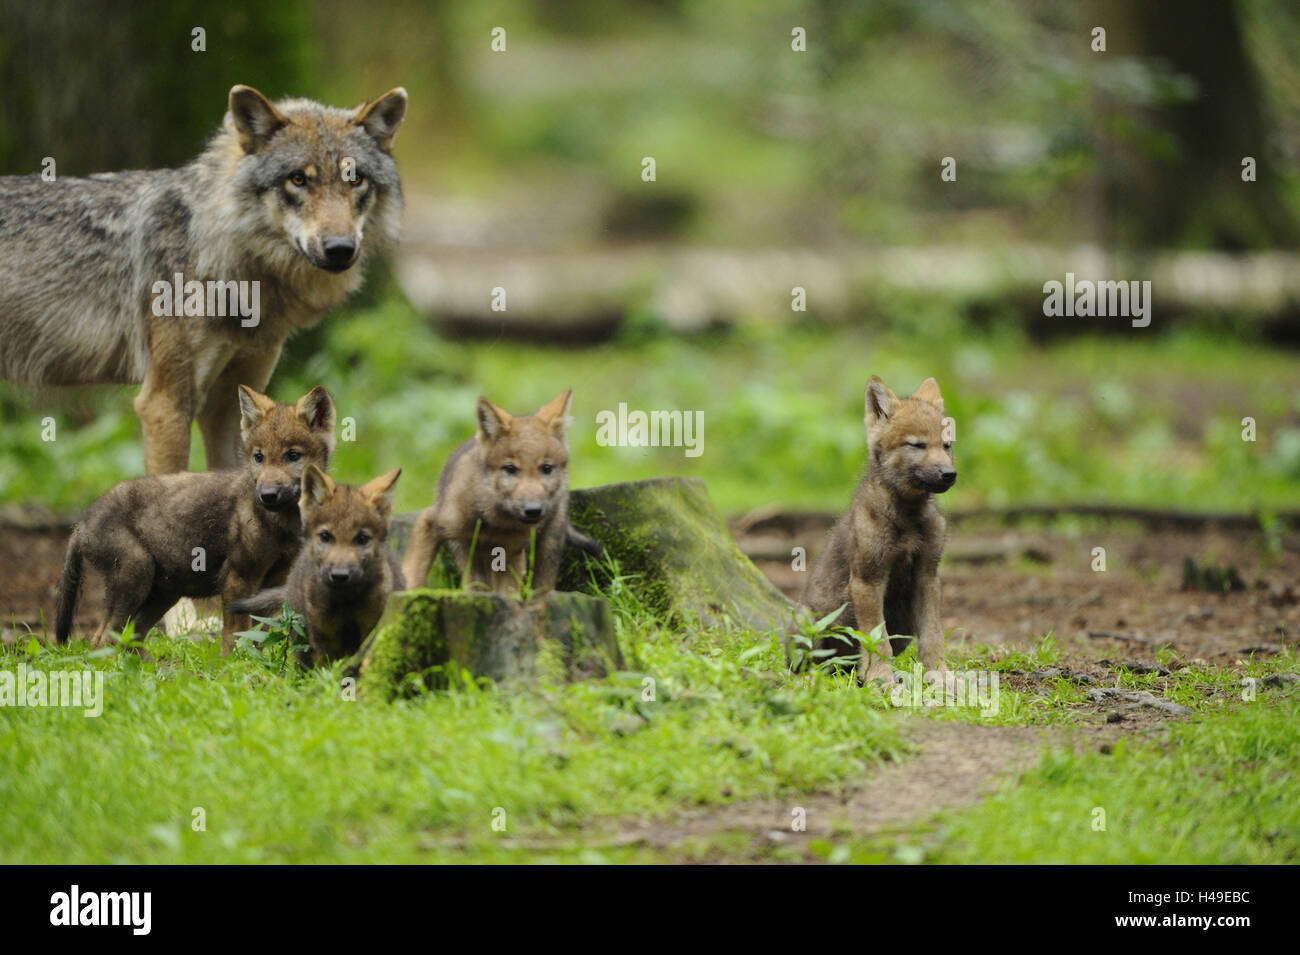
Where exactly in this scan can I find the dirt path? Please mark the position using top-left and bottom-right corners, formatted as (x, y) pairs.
(489, 716), (1153, 862)
(596, 720), (1051, 859)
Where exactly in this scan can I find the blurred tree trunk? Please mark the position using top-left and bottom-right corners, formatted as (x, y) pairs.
(1090, 0), (1296, 249)
(0, 0), (313, 175)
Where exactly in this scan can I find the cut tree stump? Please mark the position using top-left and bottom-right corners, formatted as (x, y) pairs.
(386, 477), (801, 635)
(557, 477), (800, 632)
(354, 589), (621, 699)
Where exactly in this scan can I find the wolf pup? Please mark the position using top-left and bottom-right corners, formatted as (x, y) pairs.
(802, 377), (956, 683)
(55, 386), (336, 652)
(0, 85), (404, 475)
(231, 465), (403, 664)
(403, 389), (599, 596)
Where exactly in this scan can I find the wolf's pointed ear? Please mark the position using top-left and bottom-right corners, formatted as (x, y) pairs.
(865, 376), (897, 421)
(476, 397), (512, 441)
(353, 88), (408, 152)
(912, 377), (944, 412)
(299, 465), (335, 519)
(238, 385), (276, 436)
(362, 468), (402, 520)
(295, 387), (336, 436)
(537, 388), (573, 435)
(228, 85), (288, 154)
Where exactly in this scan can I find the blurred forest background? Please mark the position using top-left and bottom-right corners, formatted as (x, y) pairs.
(1, 0), (1298, 517)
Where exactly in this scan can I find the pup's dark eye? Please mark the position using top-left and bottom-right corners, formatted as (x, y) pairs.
(285, 449), (302, 462)
(318, 530), (333, 543)
(288, 170), (307, 188)
(253, 450), (264, 463)
(502, 464), (519, 475)
(354, 532), (371, 545)
(540, 463), (554, 476)
(943, 442), (953, 451)
(907, 441), (927, 449)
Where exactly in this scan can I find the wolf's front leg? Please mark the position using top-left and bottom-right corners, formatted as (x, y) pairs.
(914, 571), (945, 671)
(850, 571), (894, 684)
(220, 573), (259, 655)
(134, 354), (195, 475)
(400, 509), (444, 590)
(198, 345), (284, 470)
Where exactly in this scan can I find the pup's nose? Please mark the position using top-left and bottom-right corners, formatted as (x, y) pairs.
(329, 567), (354, 585)
(259, 487), (282, 507)
(941, 468), (957, 486)
(522, 503), (544, 522)
(322, 237), (356, 267)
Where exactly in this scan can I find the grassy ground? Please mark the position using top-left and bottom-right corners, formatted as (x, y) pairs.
(0, 607), (905, 863)
(2, 289), (1297, 518)
(4, 581), (1297, 863)
(920, 687), (1300, 864)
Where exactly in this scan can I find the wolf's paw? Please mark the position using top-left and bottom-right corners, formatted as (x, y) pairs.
(861, 661), (900, 688)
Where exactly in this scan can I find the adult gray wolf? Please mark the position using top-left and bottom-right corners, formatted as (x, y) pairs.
(0, 84), (405, 474)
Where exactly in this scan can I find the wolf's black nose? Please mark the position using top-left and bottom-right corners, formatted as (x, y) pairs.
(322, 237), (356, 266)
(522, 504), (544, 522)
(329, 568), (353, 584)
(259, 488), (281, 506)
(941, 468), (957, 486)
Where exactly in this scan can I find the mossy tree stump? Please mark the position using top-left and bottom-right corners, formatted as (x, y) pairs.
(557, 477), (799, 632)
(385, 477), (800, 657)
(354, 589), (621, 699)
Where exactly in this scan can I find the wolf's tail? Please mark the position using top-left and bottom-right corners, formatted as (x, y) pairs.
(228, 587), (289, 618)
(54, 529), (84, 643)
(565, 526), (604, 558)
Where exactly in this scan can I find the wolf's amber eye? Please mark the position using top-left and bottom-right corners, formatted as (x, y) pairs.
(285, 449), (302, 462)
(349, 172), (366, 188)
(288, 170), (307, 187)
(253, 450), (264, 463)
(540, 463), (554, 475)
(354, 532), (371, 545)
(318, 530), (333, 543)
(502, 464), (519, 475)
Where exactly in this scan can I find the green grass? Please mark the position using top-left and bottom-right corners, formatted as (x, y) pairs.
(919, 686), (1300, 864)
(0, 613), (902, 863)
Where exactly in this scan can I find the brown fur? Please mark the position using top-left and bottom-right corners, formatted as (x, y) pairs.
(402, 389), (582, 596)
(801, 376), (957, 682)
(231, 465), (403, 664)
(54, 386), (336, 652)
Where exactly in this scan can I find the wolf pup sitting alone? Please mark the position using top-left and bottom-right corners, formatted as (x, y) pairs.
(0, 84), (404, 475)
(231, 465), (403, 664)
(402, 389), (599, 596)
(802, 376), (956, 684)
(55, 386), (336, 652)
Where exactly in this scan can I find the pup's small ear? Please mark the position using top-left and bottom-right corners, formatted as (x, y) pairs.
(353, 87), (408, 151)
(912, 377), (943, 411)
(537, 388), (573, 435)
(362, 468), (402, 519)
(228, 85), (288, 154)
(296, 387), (336, 435)
(299, 465), (335, 517)
(476, 397), (512, 441)
(865, 376), (897, 421)
(238, 385), (276, 435)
